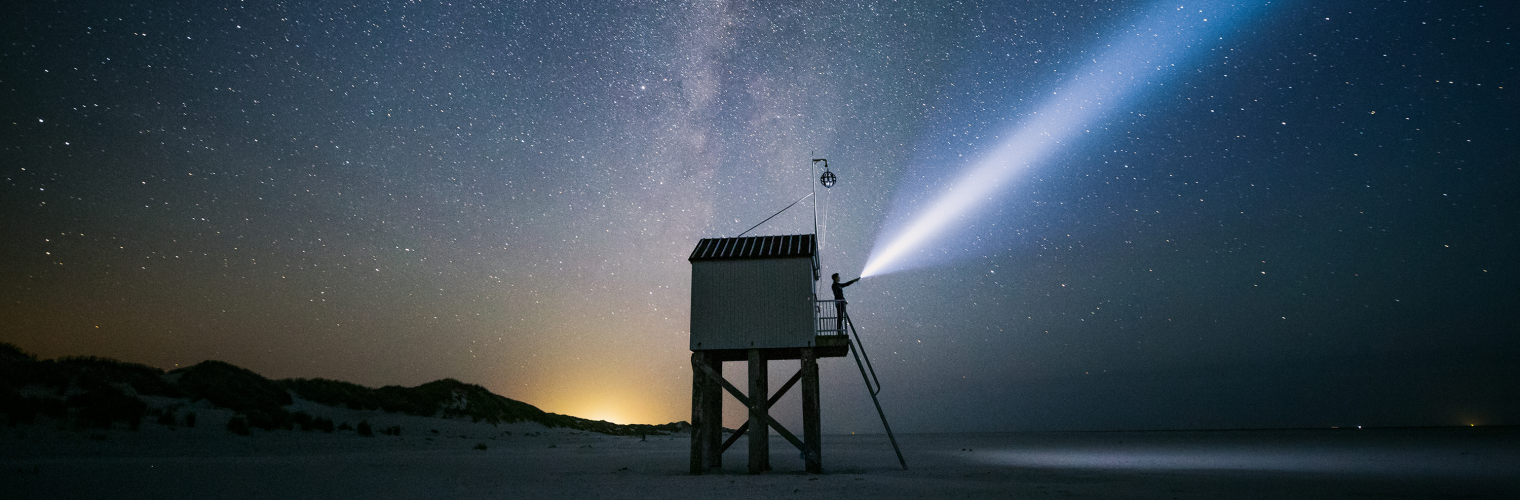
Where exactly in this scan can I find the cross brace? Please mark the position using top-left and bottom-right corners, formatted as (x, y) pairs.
(719, 369), (803, 453)
(695, 361), (807, 455)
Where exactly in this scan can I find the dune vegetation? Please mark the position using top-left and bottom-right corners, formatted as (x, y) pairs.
(0, 342), (682, 437)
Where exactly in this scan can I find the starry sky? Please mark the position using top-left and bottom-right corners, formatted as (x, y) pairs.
(4, 0), (1516, 432)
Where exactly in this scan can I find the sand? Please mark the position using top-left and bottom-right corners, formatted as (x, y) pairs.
(4, 416), (1516, 499)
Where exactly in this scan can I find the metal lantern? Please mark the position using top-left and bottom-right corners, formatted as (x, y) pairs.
(819, 170), (836, 188)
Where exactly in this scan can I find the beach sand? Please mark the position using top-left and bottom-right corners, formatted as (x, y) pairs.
(4, 415), (1516, 499)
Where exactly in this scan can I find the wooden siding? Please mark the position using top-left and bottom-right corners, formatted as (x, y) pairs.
(690, 256), (815, 350)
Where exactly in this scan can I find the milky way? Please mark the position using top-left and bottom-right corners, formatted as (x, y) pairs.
(4, 0), (1516, 431)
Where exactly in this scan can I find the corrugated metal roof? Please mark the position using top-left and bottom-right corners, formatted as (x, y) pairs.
(688, 234), (816, 261)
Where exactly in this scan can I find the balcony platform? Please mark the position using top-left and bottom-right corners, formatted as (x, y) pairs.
(692, 335), (850, 361)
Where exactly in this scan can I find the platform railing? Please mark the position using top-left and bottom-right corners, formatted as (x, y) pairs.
(814, 299), (850, 336)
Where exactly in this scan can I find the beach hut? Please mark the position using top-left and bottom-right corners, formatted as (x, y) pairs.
(687, 233), (848, 474)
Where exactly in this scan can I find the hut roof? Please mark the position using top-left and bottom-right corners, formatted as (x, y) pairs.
(687, 234), (816, 261)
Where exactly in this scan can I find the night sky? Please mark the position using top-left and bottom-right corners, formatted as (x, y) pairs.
(4, 0), (1516, 432)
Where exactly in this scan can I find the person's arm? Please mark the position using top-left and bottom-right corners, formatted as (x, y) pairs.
(844, 278), (860, 287)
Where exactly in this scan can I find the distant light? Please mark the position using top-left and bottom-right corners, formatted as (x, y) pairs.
(976, 444), (1503, 477)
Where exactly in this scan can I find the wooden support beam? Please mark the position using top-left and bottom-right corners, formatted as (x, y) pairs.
(748, 349), (769, 474)
(772, 369), (804, 409)
(693, 354), (809, 471)
(703, 356), (722, 469)
(720, 420), (746, 453)
(690, 352), (724, 474)
(696, 360), (749, 406)
(690, 352), (707, 475)
(802, 347), (822, 473)
(764, 410), (808, 456)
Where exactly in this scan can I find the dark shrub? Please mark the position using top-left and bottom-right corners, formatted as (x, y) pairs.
(405, 379), (547, 424)
(356, 420), (373, 437)
(244, 409), (293, 431)
(2, 393), (35, 426)
(281, 377), (553, 424)
(0, 348), (69, 395)
(67, 391), (147, 430)
(278, 378), (382, 411)
(312, 416), (334, 433)
(171, 361), (291, 414)
(0, 342), (36, 362)
(157, 411), (176, 426)
(56, 356), (180, 398)
(337, 421), (353, 431)
(227, 415), (251, 435)
(1, 393), (64, 426)
(291, 410), (313, 430)
(184, 411), (197, 427)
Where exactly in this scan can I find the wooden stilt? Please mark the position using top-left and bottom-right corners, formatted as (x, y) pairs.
(693, 352), (814, 474)
(748, 349), (769, 474)
(802, 347), (822, 473)
(690, 352), (706, 475)
(690, 352), (725, 474)
(703, 356), (722, 469)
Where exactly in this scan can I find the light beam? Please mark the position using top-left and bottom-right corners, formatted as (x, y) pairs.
(861, 1), (1269, 278)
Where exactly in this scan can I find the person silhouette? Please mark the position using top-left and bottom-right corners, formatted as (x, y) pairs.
(830, 273), (860, 333)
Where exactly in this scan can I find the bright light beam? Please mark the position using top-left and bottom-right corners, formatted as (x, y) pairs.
(861, 1), (1269, 278)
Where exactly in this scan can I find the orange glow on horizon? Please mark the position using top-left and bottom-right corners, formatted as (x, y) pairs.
(488, 364), (684, 426)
